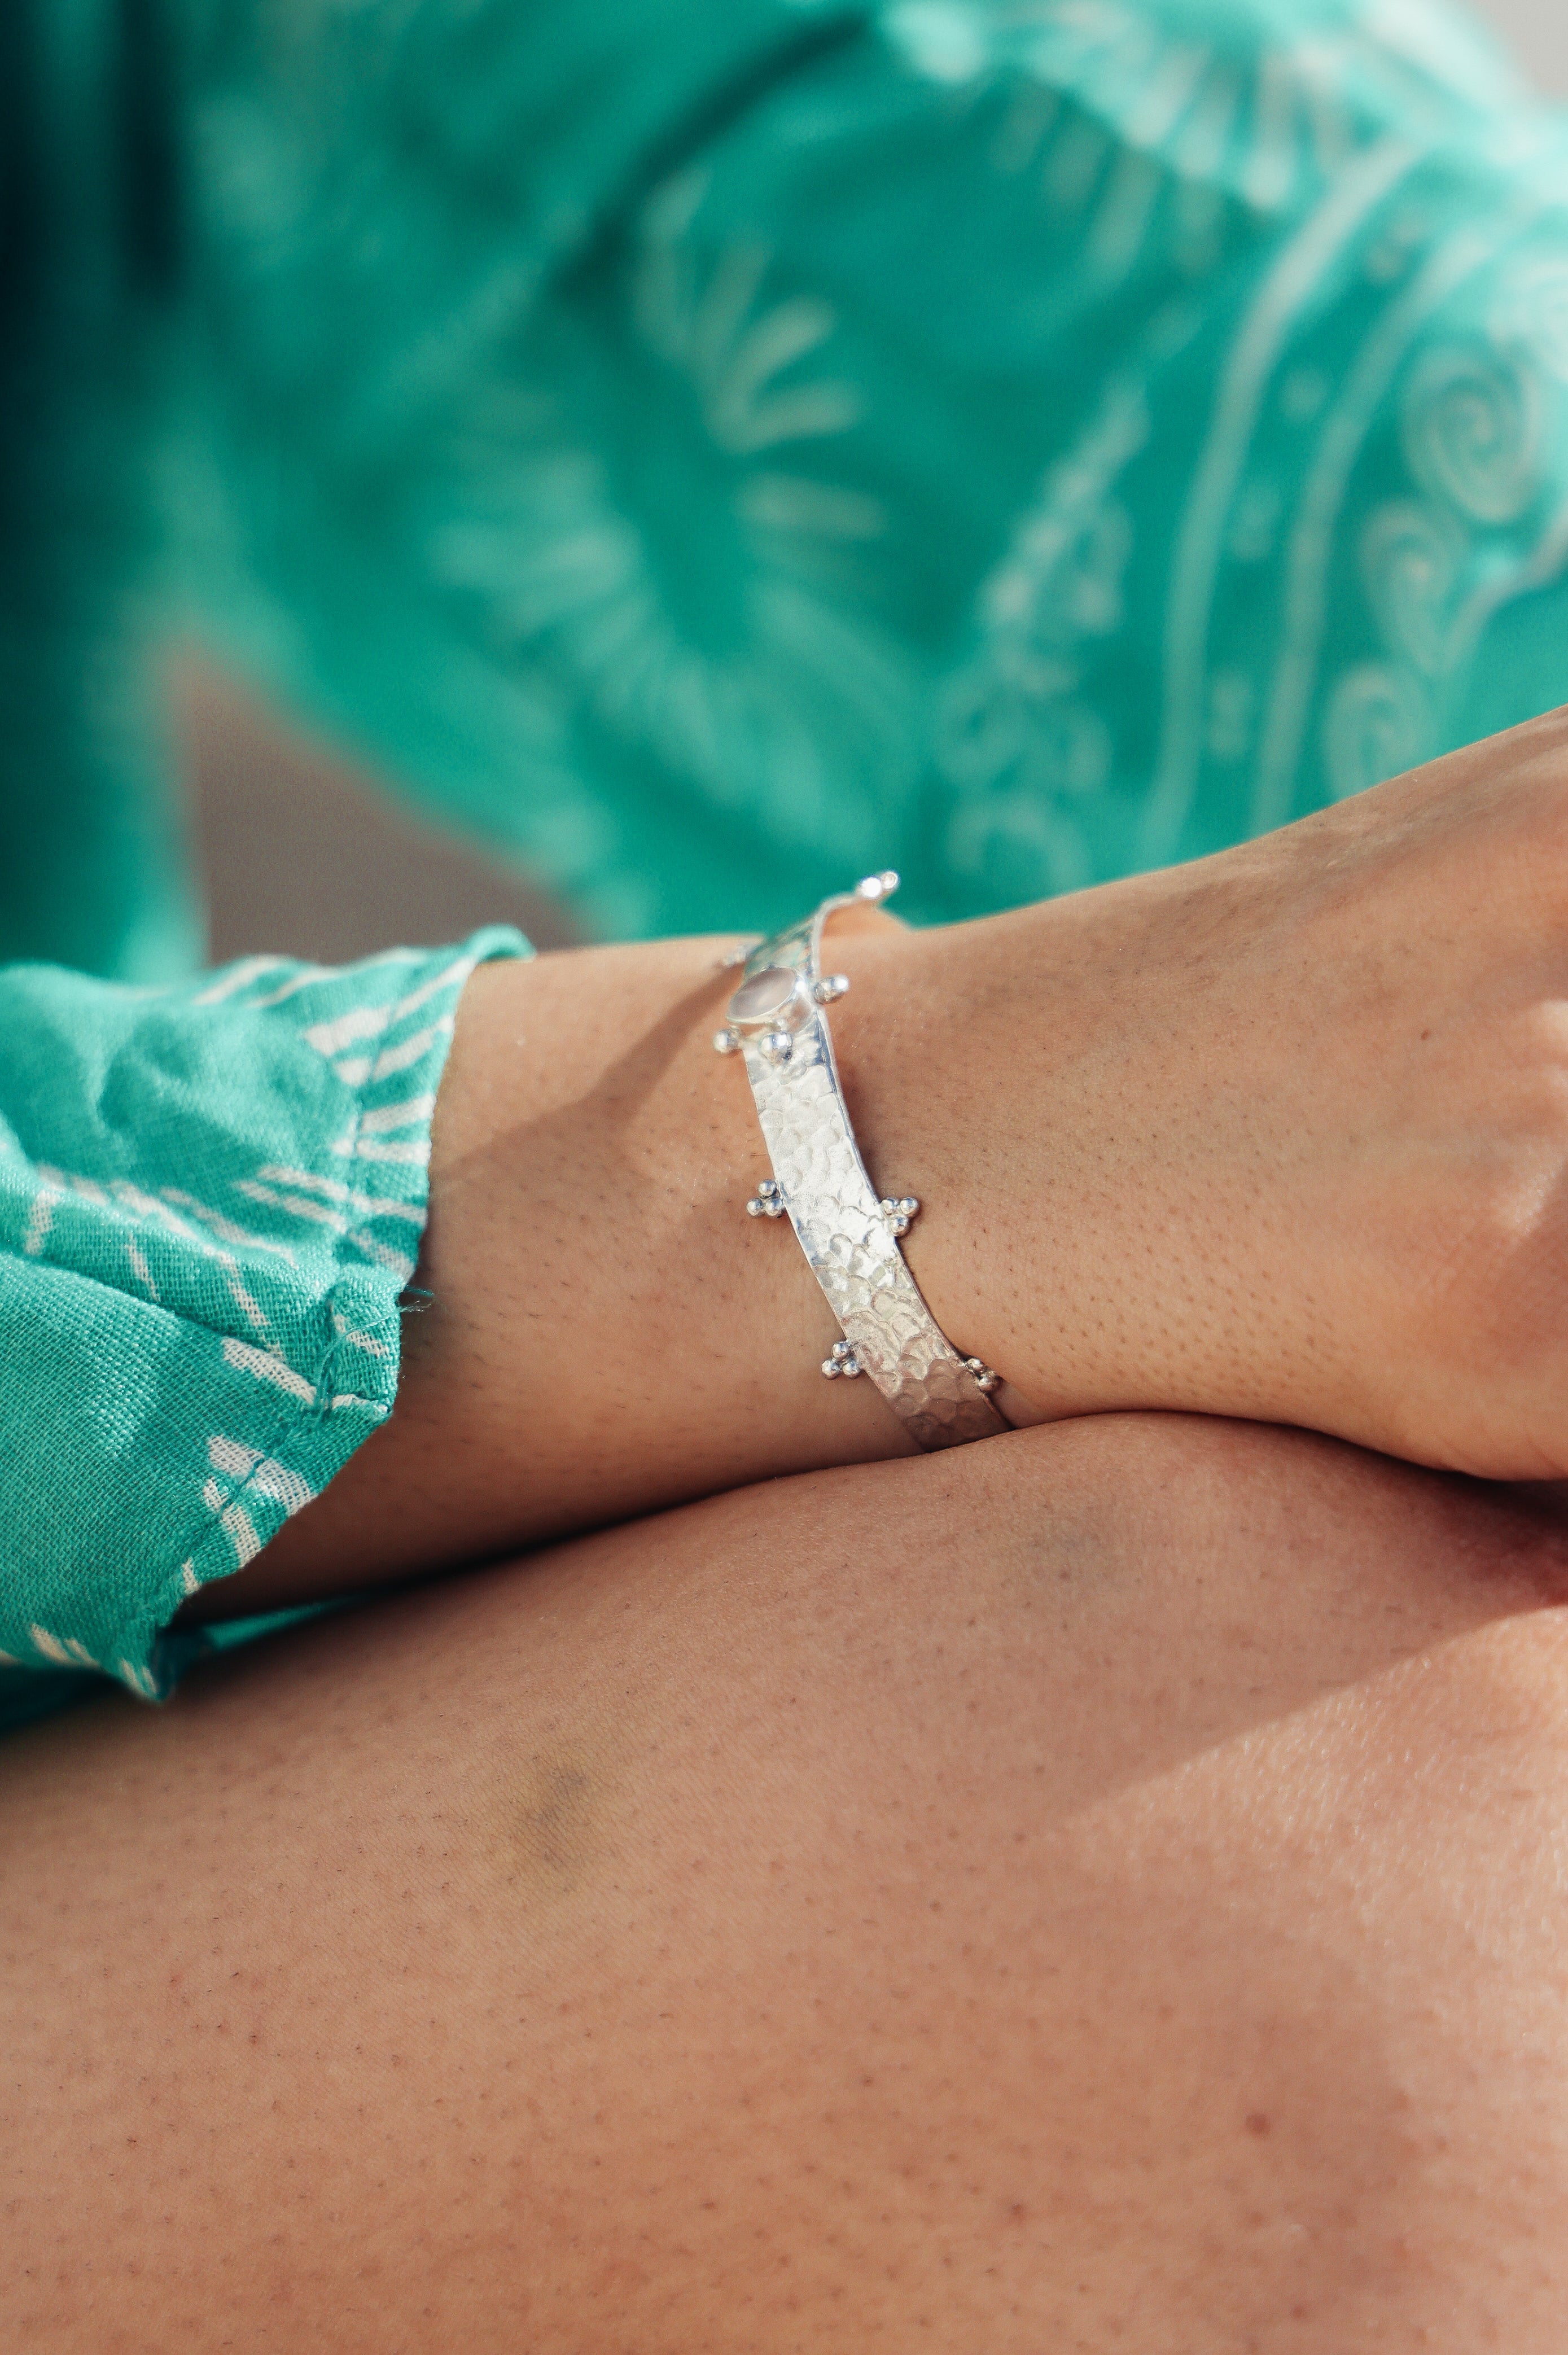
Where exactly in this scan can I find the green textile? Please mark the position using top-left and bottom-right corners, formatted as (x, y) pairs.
(6, 0), (1568, 1725)
(0, 931), (525, 1727)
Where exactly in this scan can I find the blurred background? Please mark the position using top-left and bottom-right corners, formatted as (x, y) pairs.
(1485, 0), (1567, 87)
(177, 0), (1568, 969)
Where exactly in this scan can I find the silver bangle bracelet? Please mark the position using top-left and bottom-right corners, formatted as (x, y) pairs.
(715, 872), (1010, 1452)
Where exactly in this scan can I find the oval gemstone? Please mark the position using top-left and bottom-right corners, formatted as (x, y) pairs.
(728, 965), (801, 1026)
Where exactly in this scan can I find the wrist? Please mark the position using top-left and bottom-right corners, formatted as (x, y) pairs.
(209, 933), (919, 1614)
(821, 907), (1056, 1424)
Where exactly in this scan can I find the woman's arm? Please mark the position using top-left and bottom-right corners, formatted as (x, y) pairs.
(191, 705), (1568, 1617)
(16, 1414), (1568, 2350)
(182, 908), (927, 1617)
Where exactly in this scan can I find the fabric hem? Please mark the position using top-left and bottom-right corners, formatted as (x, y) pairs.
(130, 926), (528, 1696)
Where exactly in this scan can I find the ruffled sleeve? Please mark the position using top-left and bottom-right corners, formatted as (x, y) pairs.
(0, 927), (525, 1723)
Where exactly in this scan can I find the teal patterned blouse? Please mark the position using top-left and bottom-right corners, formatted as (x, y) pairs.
(5, 0), (1568, 1724)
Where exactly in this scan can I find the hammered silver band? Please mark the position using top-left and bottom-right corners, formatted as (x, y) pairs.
(715, 873), (1010, 1452)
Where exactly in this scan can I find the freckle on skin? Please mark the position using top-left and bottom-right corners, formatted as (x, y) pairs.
(1245, 2111), (1271, 2137)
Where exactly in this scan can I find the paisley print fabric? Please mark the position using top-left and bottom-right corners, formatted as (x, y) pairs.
(165, 0), (1568, 936)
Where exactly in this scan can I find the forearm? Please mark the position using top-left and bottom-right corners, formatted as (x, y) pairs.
(182, 706), (1568, 1618)
(20, 1420), (1568, 2350)
(182, 863), (1290, 1622)
(182, 912), (946, 1614)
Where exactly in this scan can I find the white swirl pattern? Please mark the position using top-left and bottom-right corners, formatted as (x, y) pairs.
(1325, 660), (1435, 801)
(1359, 498), (1464, 680)
(1400, 341), (1544, 524)
(189, 0), (1568, 932)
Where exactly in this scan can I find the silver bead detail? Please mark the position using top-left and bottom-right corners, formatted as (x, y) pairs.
(759, 1028), (795, 1066)
(963, 1355), (1001, 1393)
(855, 869), (900, 901)
(812, 973), (849, 1006)
(719, 937), (763, 969)
(747, 1179), (786, 1219)
(822, 1338), (862, 1379)
(713, 1027), (741, 1056)
(879, 1193), (921, 1236)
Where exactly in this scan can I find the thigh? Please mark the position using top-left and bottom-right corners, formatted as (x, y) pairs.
(5, 1416), (1568, 2352)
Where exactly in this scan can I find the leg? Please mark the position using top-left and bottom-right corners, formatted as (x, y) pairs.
(6, 1415), (1568, 2351)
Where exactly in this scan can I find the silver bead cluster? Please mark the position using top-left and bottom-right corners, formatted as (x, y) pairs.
(713, 1026), (741, 1055)
(963, 1356), (1001, 1394)
(856, 870), (900, 901)
(758, 1028), (794, 1066)
(746, 1178), (786, 1219)
(822, 1338), (862, 1379)
(879, 1193), (920, 1237)
(812, 973), (849, 1005)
